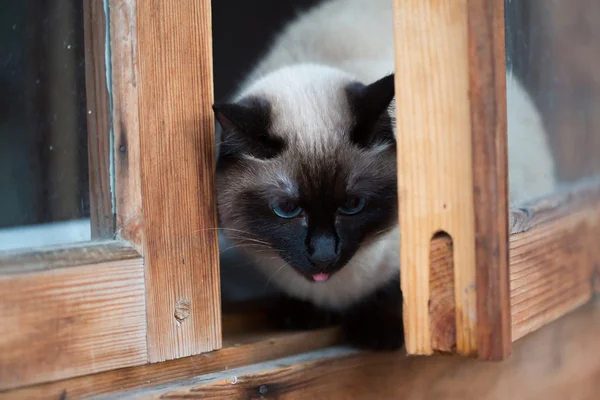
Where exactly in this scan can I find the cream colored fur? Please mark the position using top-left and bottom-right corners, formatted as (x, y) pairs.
(220, 0), (557, 309)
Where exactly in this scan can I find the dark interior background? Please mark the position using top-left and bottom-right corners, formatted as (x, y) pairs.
(0, 0), (88, 229)
(212, 0), (321, 102)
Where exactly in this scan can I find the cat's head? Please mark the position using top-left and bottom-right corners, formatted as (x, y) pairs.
(214, 64), (397, 284)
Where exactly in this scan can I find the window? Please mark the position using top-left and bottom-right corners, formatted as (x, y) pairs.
(396, 0), (600, 360)
(2, 0), (599, 397)
(0, 0), (90, 251)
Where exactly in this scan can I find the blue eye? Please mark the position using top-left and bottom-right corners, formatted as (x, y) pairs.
(272, 201), (302, 219)
(338, 197), (366, 215)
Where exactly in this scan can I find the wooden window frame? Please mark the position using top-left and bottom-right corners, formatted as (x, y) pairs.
(2, 0), (600, 396)
(395, 0), (600, 361)
(43, 299), (600, 399)
(393, 0), (511, 360)
(1, 0), (222, 390)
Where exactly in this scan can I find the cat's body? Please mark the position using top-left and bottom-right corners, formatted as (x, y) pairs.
(215, 0), (556, 349)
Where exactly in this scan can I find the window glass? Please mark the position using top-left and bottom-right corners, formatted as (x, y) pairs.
(0, 0), (90, 250)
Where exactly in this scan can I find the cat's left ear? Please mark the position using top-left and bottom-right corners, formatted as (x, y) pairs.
(347, 73), (395, 148)
(213, 97), (283, 160)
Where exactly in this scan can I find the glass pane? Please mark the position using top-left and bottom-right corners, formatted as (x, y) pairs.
(0, 0), (90, 251)
(505, 0), (600, 205)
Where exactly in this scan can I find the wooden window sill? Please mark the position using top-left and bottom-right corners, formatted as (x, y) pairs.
(74, 298), (600, 399)
(3, 178), (599, 397)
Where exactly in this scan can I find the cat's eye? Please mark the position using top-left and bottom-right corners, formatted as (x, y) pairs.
(272, 201), (302, 219)
(338, 197), (367, 215)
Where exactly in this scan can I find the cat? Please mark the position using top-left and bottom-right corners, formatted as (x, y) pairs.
(214, 0), (556, 350)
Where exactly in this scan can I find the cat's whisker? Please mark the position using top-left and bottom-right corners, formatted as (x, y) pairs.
(219, 243), (270, 254)
(193, 227), (263, 237)
(372, 226), (397, 236)
(227, 236), (272, 246)
(264, 261), (290, 289)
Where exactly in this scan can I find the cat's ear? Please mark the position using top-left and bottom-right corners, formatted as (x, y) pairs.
(347, 73), (395, 148)
(212, 97), (283, 159)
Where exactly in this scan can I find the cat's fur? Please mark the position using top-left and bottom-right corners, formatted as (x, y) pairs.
(215, 0), (556, 349)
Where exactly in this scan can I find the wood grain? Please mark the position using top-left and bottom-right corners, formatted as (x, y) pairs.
(135, 0), (221, 362)
(0, 240), (140, 275)
(2, 328), (342, 399)
(83, 0), (115, 238)
(393, 0), (478, 356)
(110, 299), (600, 400)
(467, 0), (511, 360)
(109, 0), (144, 253)
(508, 180), (600, 340)
(428, 178), (600, 347)
(429, 235), (456, 353)
(0, 251), (147, 390)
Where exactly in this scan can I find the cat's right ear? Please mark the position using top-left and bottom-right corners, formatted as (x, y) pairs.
(212, 98), (283, 160)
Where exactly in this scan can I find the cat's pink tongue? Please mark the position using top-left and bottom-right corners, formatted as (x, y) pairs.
(312, 273), (329, 282)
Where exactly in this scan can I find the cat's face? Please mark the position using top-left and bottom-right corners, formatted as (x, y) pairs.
(214, 65), (397, 283)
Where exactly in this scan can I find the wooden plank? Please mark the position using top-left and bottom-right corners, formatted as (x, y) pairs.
(135, 0), (221, 361)
(508, 179), (600, 340)
(109, 0), (144, 252)
(428, 178), (600, 347)
(83, 0), (115, 238)
(0, 240), (140, 275)
(467, 0), (511, 360)
(393, 0), (478, 356)
(0, 250), (147, 390)
(2, 328), (342, 399)
(107, 299), (600, 400)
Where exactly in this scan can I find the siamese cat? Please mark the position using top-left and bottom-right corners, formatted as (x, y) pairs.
(213, 0), (556, 350)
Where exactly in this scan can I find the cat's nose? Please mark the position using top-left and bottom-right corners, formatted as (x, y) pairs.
(308, 234), (339, 269)
(310, 255), (337, 269)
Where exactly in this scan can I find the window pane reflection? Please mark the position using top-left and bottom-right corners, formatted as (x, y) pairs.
(0, 0), (90, 250)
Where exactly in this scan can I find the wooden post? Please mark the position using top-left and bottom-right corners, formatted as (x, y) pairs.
(135, 0), (222, 362)
(468, 0), (511, 360)
(393, 0), (510, 360)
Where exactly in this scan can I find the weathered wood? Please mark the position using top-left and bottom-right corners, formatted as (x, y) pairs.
(83, 0), (115, 238)
(108, 299), (600, 400)
(109, 0), (144, 253)
(2, 328), (342, 399)
(429, 178), (600, 347)
(393, 0), (478, 356)
(429, 235), (456, 353)
(508, 180), (600, 340)
(0, 249), (147, 390)
(135, 0), (221, 362)
(467, 0), (511, 360)
(0, 240), (140, 275)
